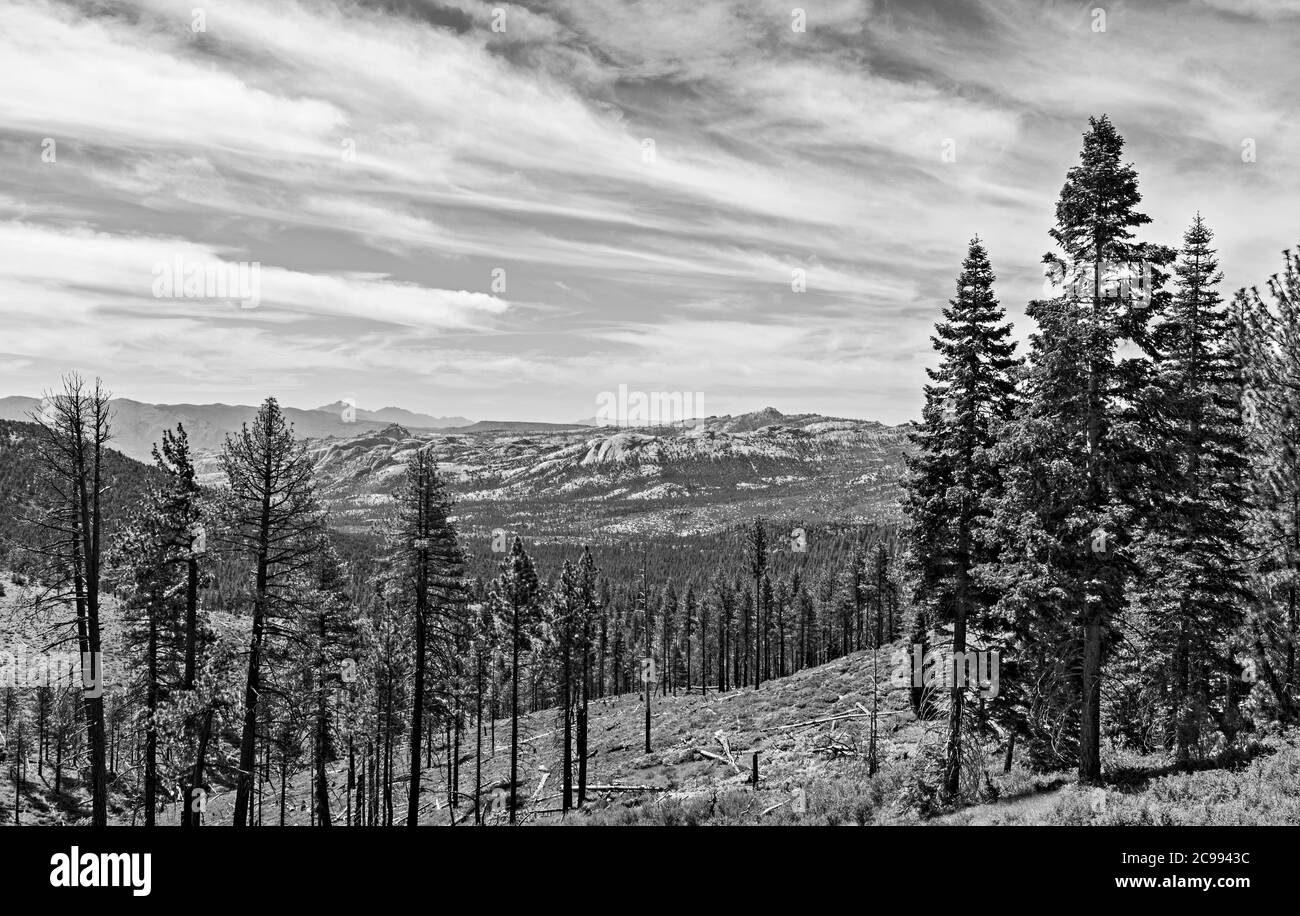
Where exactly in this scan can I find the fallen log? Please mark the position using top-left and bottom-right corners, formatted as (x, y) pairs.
(765, 712), (867, 731)
(531, 771), (550, 800)
(714, 732), (742, 774)
(767, 708), (908, 732)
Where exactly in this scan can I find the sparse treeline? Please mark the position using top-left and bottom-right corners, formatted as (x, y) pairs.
(903, 114), (1300, 804)
(4, 388), (902, 825)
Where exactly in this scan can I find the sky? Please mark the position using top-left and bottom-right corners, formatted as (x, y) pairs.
(0, 0), (1297, 424)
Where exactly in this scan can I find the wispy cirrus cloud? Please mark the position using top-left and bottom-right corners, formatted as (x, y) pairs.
(0, 0), (1295, 423)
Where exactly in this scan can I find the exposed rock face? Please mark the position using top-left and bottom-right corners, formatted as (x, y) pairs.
(192, 408), (915, 539)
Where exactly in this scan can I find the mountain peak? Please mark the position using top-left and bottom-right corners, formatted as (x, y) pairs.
(703, 407), (791, 434)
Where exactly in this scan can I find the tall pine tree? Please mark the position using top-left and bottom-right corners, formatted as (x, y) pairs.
(489, 537), (541, 823)
(984, 116), (1172, 780)
(902, 236), (1018, 799)
(1237, 248), (1300, 724)
(1133, 215), (1249, 765)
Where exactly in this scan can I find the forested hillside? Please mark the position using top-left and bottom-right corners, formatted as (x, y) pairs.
(3, 117), (1300, 829)
(0, 419), (160, 571)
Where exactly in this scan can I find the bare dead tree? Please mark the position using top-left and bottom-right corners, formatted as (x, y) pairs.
(24, 373), (113, 826)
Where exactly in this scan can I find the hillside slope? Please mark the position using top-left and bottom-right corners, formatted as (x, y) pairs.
(175, 645), (1300, 828)
(198, 409), (913, 541)
(192, 644), (924, 827)
(0, 420), (161, 569)
(6, 577), (1297, 829)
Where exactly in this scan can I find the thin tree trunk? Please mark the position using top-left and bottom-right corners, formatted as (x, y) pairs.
(1080, 614), (1103, 782)
(577, 646), (589, 805)
(944, 523), (970, 798)
(233, 447), (273, 827)
(562, 626), (573, 813)
(475, 652), (483, 825)
(407, 598), (426, 827)
(279, 746), (288, 827)
(144, 600), (158, 826)
(510, 620), (520, 824)
(184, 556), (198, 687)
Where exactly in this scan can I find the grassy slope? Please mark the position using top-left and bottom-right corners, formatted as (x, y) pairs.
(195, 645), (920, 827)
(201, 648), (1300, 827)
(5, 566), (1300, 826)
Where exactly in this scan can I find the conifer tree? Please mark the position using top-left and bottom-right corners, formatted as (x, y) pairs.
(983, 116), (1173, 780)
(901, 237), (1018, 797)
(748, 519), (767, 687)
(297, 538), (365, 827)
(1237, 248), (1300, 723)
(712, 572), (732, 691)
(1134, 215), (1249, 764)
(682, 583), (697, 691)
(760, 574), (774, 680)
(111, 499), (186, 826)
(660, 581), (677, 694)
(489, 537), (541, 823)
(469, 599), (496, 824)
(849, 542), (868, 651)
(394, 449), (468, 826)
(575, 547), (599, 804)
(696, 582), (710, 695)
(147, 423), (213, 826)
(152, 425), (204, 689)
(549, 559), (581, 813)
(774, 577), (787, 678)
(27, 374), (113, 825)
(221, 397), (323, 825)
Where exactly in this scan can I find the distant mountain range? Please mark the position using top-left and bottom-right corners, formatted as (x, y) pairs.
(0, 396), (471, 462)
(454, 419), (594, 433)
(190, 407), (915, 541)
(0, 397), (913, 544)
(0, 403), (911, 574)
(313, 401), (472, 430)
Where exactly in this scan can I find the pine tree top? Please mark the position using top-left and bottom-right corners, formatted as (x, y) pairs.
(1049, 115), (1151, 264)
